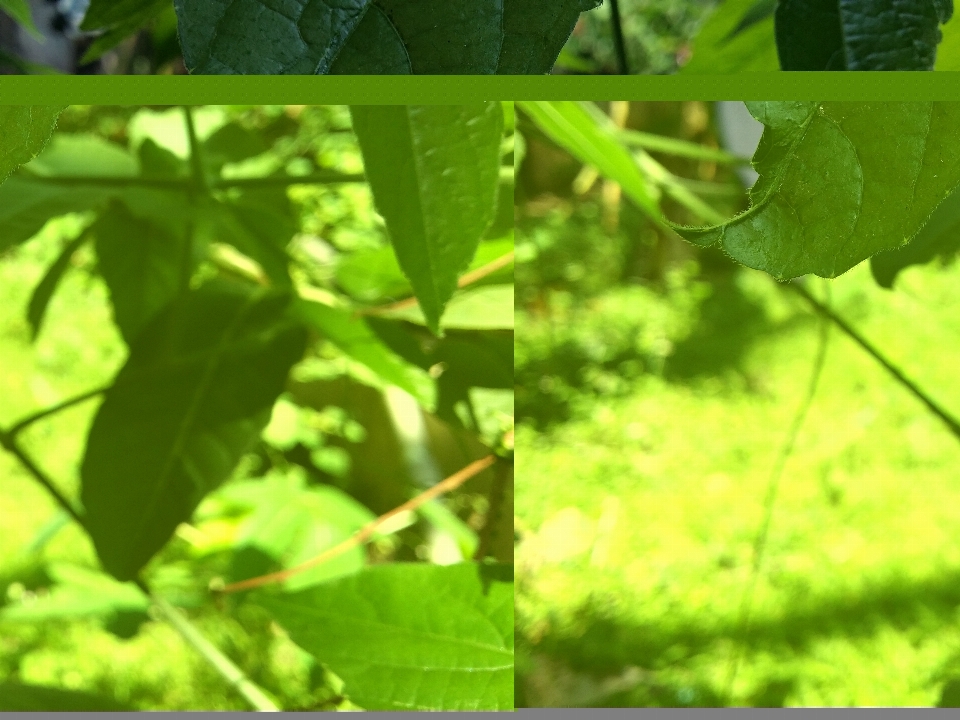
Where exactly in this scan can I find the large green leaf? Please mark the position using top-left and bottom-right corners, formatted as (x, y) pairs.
(80, 282), (308, 581)
(673, 102), (960, 280)
(871, 184), (960, 288)
(257, 562), (513, 710)
(0, 107), (62, 186)
(775, 0), (951, 69)
(174, 0), (600, 74)
(517, 101), (662, 221)
(0, 682), (131, 711)
(92, 201), (186, 346)
(349, 105), (502, 335)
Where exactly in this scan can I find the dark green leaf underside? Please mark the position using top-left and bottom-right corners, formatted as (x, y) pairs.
(174, 0), (600, 74)
(775, 0), (951, 69)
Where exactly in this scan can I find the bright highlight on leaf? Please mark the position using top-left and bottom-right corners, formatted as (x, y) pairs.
(0, 107), (62, 185)
(257, 562), (514, 710)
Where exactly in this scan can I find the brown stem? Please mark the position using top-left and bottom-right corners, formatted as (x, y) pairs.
(217, 454), (497, 593)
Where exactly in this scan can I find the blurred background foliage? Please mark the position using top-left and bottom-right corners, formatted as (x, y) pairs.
(1, 1), (959, 75)
(0, 104), (513, 709)
(515, 101), (960, 706)
(556, 1), (960, 73)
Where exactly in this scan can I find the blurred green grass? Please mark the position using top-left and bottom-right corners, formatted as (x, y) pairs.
(516, 256), (960, 707)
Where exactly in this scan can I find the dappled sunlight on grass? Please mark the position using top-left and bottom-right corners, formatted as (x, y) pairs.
(517, 258), (960, 706)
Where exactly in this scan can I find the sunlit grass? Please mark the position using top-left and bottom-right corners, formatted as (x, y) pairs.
(516, 258), (960, 707)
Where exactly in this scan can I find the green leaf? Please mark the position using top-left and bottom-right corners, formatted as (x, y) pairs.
(870, 184), (960, 288)
(0, 179), (109, 254)
(679, 0), (779, 73)
(349, 105), (503, 335)
(0, 563), (148, 622)
(294, 300), (429, 402)
(518, 101), (662, 222)
(257, 562), (514, 710)
(775, 0), (951, 70)
(174, 0), (600, 74)
(0, 0), (40, 39)
(672, 102), (960, 280)
(92, 201), (186, 346)
(204, 191), (295, 288)
(0, 107), (62, 186)
(0, 682), (132, 711)
(80, 282), (308, 581)
(80, 0), (170, 62)
(27, 229), (91, 341)
(23, 133), (138, 178)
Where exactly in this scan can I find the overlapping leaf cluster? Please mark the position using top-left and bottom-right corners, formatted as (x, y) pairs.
(520, 101), (960, 287)
(23, 0), (604, 74)
(0, 105), (514, 710)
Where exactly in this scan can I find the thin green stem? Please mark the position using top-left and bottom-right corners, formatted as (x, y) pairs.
(14, 172), (366, 190)
(149, 594), (281, 712)
(608, 0), (630, 74)
(182, 105), (209, 195)
(473, 459), (512, 561)
(6, 384), (109, 439)
(724, 286), (830, 704)
(0, 432), (85, 528)
(790, 280), (960, 440)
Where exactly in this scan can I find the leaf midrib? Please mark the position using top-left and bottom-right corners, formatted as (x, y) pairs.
(127, 291), (263, 562)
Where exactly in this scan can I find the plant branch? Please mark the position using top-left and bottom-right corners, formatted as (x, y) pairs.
(14, 171), (366, 190)
(0, 432), (85, 528)
(218, 454), (496, 593)
(182, 105), (209, 195)
(6, 384), (109, 439)
(608, 0), (630, 74)
(790, 280), (960, 440)
(473, 459), (512, 561)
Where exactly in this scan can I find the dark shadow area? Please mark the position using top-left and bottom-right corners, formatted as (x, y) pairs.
(664, 270), (774, 381)
(518, 565), (960, 705)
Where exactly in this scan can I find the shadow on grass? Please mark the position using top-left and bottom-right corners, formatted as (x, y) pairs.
(664, 272), (774, 382)
(516, 270), (785, 431)
(519, 566), (960, 706)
